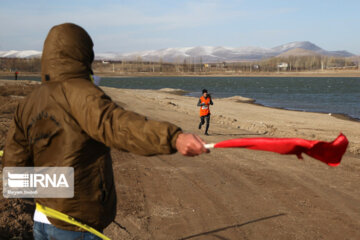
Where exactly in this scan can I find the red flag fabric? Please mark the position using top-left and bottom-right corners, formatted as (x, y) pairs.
(213, 133), (348, 166)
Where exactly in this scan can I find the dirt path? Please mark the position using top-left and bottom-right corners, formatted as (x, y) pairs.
(105, 144), (360, 239)
(102, 87), (360, 239)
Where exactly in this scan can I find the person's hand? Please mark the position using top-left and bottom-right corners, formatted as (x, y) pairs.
(176, 133), (209, 156)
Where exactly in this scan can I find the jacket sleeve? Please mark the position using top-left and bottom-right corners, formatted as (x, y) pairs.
(3, 104), (32, 167)
(64, 79), (182, 156)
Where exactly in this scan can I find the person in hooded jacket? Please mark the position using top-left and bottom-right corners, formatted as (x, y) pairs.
(2, 23), (208, 239)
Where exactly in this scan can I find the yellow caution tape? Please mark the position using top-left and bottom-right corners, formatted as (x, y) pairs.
(0, 150), (3, 157)
(36, 203), (110, 240)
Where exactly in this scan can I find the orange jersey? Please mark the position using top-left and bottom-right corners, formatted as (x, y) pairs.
(199, 96), (211, 116)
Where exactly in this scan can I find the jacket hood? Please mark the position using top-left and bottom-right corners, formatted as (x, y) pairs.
(41, 23), (94, 83)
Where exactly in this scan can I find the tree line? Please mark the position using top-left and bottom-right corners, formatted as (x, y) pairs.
(1, 55), (359, 74)
(0, 58), (41, 72)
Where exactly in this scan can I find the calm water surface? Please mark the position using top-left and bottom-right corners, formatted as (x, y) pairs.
(2, 75), (359, 119)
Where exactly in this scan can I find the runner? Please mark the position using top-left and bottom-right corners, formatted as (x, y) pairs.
(197, 89), (213, 135)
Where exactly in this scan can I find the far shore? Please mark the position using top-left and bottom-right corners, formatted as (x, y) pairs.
(1, 70), (360, 78)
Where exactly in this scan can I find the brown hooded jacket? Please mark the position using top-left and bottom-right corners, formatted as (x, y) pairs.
(3, 23), (182, 231)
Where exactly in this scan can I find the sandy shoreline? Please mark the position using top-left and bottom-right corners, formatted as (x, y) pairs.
(1, 80), (360, 239)
(101, 86), (360, 155)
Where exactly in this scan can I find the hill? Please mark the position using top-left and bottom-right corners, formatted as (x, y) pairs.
(277, 48), (321, 57)
(0, 41), (355, 63)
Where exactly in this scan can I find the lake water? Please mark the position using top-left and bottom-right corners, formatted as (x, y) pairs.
(2, 75), (359, 119)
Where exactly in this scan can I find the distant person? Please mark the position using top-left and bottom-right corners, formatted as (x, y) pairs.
(197, 89), (213, 135)
(14, 71), (19, 80)
(3, 23), (209, 240)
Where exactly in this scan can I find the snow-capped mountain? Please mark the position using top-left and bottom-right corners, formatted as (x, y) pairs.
(0, 41), (355, 62)
(272, 41), (323, 53)
(272, 41), (354, 58)
(96, 45), (276, 62)
(0, 50), (41, 58)
(95, 41), (355, 62)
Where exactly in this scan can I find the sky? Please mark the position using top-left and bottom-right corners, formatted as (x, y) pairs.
(1, 0), (359, 55)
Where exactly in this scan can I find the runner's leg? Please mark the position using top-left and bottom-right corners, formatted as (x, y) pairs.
(199, 116), (205, 129)
(205, 115), (210, 135)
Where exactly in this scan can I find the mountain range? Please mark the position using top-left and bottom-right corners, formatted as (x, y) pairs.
(0, 41), (355, 63)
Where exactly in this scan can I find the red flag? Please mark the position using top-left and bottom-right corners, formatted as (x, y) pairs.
(208, 133), (348, 166)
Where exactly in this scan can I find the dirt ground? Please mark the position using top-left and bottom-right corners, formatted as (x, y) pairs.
(0, 81), (38, 239)
(0, 80), (359, 239)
